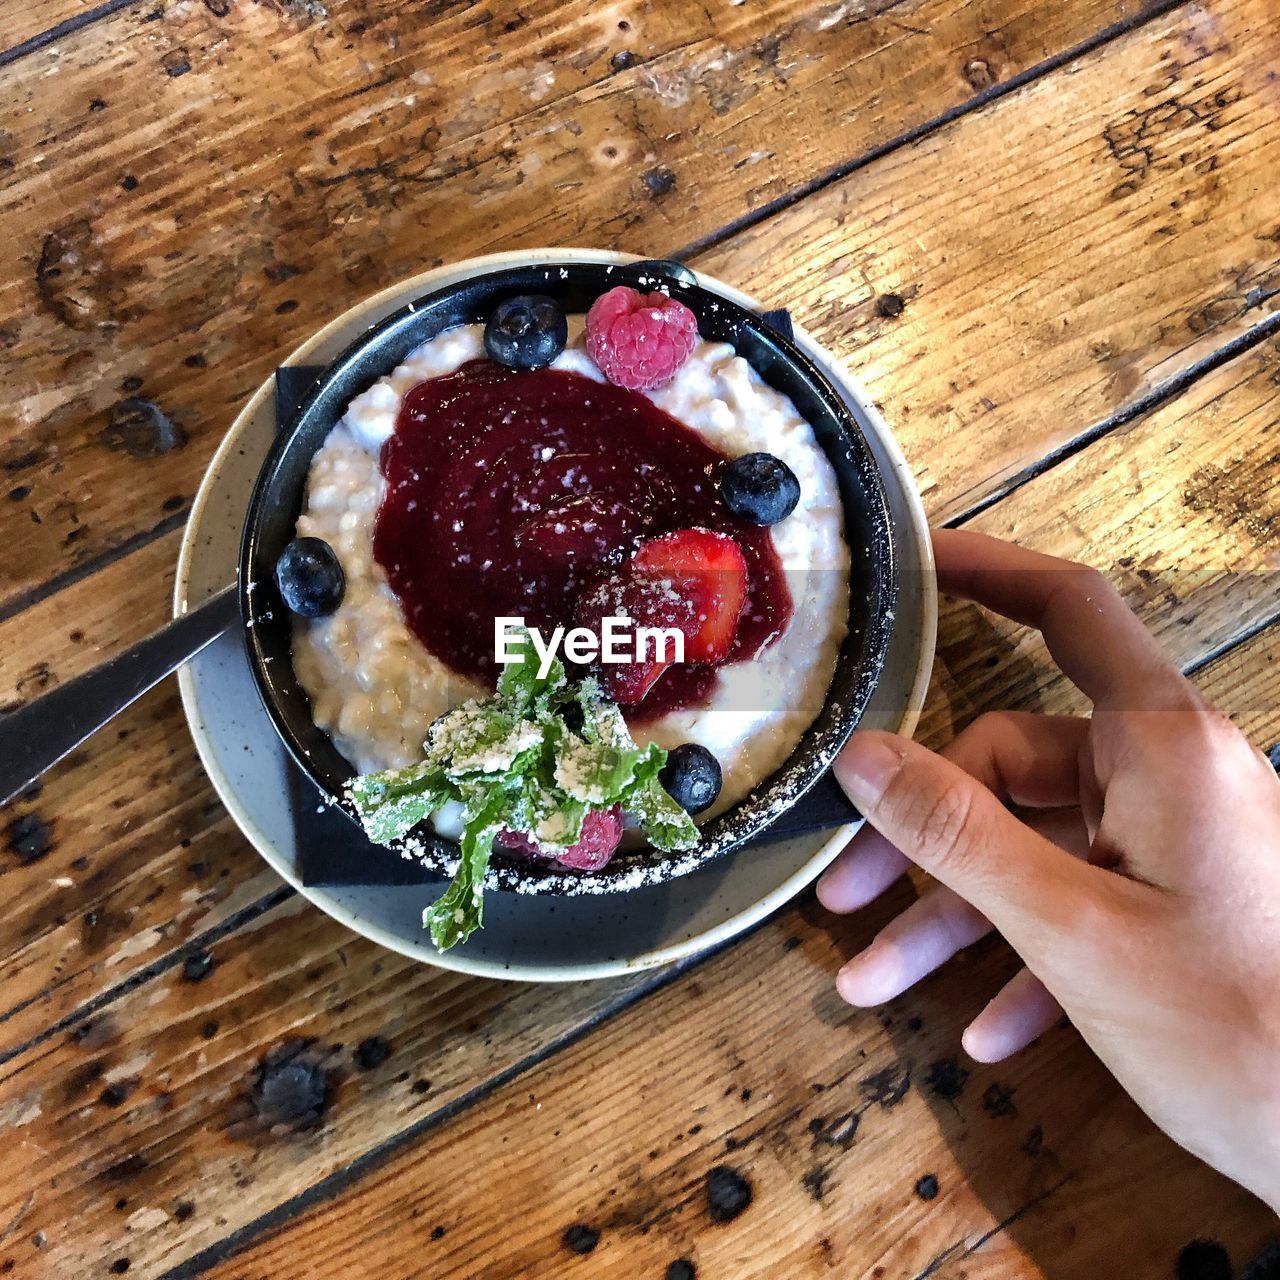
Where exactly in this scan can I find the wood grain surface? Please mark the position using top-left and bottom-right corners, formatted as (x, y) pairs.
(2, 333), (1276, 1277)
(192, 612), (1280, 1280)
(1, 0), (1278, 1275)
(190, 916), (1275, 1280)
(0, 0), (125, 62)
(918, 333), (1280, 739)
(0, 0), (1241, 615)
(699, 0), (1280, 518)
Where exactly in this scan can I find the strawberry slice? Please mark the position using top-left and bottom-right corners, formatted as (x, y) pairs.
(630, 529), (748, 663)
(574, 528), (748, 705)
(575, 573), (695, 703)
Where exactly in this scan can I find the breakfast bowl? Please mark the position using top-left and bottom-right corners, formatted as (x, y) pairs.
(237, 257), (897, 927)
(177, 248), (933, 977)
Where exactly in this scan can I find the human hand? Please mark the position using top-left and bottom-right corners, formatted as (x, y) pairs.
(817, 528), (1280, 1210)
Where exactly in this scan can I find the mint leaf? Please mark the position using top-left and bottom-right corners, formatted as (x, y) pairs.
(553, 737), (645, 805)
(570, 676), (631, 748)
(524, 781), (588, 850)
(623, 746), (699, 852)
(434, 708), (542, 778)
(423, 785), (511, 950)
(627, 778), (699, 852)
(348, 762), (455, 845)
(496, 627), (564, 714)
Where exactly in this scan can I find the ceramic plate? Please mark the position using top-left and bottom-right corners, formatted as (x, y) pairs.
(176, 249), (936, 981)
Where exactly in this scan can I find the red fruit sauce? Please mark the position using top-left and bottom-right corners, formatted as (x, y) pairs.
(373, 360), (793, 719)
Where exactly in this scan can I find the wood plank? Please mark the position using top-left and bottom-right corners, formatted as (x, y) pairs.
(0, 682), (282, 1053)
(696, 0), (1280, 520)
(0, 314), (1275, 1278)
(0, 0), (1231, 613)
(1190, 623), (1280, 755)
(0, 538), (294, 1053)
(0, 888), (661, 1278)
(0, 0), (128, 65)
(0, 528), (176, 713)
(184, 927), (1275, 1280)
(917, 335), (1280, 741)
(3, 0), (1277, 680)
(177, 357), (1280, 1280)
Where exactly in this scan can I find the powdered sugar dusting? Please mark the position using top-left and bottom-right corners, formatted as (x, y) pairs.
(295, 309), (851, 877)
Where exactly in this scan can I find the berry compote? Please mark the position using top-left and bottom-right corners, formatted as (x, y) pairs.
(373, 359), (793, 718)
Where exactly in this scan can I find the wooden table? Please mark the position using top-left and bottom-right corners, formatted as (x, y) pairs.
(1, 1), (1278, 1275)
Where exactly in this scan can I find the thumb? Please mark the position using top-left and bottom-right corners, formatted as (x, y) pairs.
(832, 730), (1100, 949)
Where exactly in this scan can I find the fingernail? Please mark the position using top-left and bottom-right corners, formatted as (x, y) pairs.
(833, 733), (906, 809)
(835, 958), (873, 1007)
(836, 948), (889, 1007)
(960, 1024), (993, 1064)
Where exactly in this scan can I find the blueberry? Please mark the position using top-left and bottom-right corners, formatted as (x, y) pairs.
(719, 452), (801, 526)
(626, 258), (696, 289)
(275, 537), (345, 617)
(484, 294), (567, 370)
(659, 744), (722, 815)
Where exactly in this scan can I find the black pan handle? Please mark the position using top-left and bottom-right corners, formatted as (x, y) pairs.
(0, 585), (239, 807)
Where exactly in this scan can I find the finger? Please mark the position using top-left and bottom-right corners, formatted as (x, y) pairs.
(836, 884), (991, 1006)
(816, 827), (910, 913)
(819, 713), (1087, 913)
(942, 711), (1087, 809)
(932, 528), (1187, 712)
(962, 968), (1064, 1062)
(833, 729), (1104, 949)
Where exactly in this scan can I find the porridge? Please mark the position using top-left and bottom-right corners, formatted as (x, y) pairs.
(291, 316), (849, 820)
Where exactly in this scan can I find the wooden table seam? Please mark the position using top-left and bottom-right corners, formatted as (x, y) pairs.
(1183, 602), (1280, 681)
(6, 611), (1275, 1277)
(672, 0), (1186, 265)
(0, 884), (292, 1075)
(0, 508), (189, 629)
(910, 1173), (1075, 1280)
(942, 309), (1280, 527)
(0, 0), (133, 71)
(151, 951), (712, 1280)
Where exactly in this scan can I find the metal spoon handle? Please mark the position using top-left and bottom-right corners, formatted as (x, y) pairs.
(0, 585), (239, 807)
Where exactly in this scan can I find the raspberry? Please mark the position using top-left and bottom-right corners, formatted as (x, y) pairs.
(498, 805), (623, 872)
(585, 285), (698, 390)
(554, 806), (624, 870)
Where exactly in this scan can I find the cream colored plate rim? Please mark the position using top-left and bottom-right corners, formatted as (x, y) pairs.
(175, 248), (937, 981)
